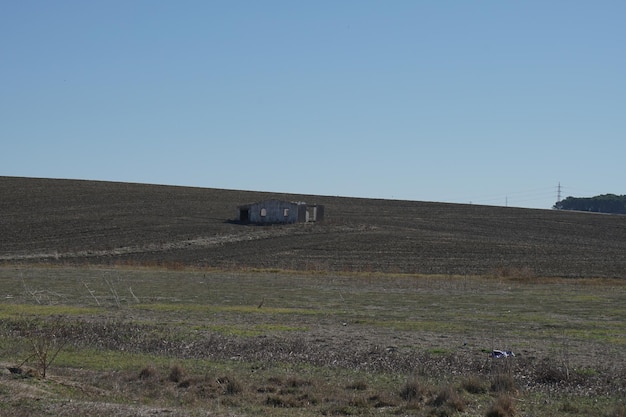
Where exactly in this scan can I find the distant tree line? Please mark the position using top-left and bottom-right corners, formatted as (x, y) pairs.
(553, 194), (626, 214)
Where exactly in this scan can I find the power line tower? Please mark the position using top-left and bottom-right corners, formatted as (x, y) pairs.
(557, 182), (562, 203)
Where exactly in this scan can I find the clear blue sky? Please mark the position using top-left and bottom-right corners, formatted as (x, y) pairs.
(2, 1), (624, 209)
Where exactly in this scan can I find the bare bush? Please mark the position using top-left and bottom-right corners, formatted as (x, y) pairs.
(462, 375), (487, 394)
(399, 374), (427, 402)
(266, 394), (301, 408)
(535, 357), (570, 384)
(610, 401), (626, 417)
(217, 375), (243, 395)
(492, 266), (536, 281)
(345, 380), (368, 391)
(491, 373), (516, 393)
(138, 364), (159, 380)
(430, 385), (466, 412)
(19, 317), (69, 378)
(485, 394), (516, 417)
(168, 364), (186, 383)
(286, 376), (312, 388)
(489, 357), (516, 393)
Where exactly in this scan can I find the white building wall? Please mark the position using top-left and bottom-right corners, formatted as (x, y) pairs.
(246, 200), (300, 224)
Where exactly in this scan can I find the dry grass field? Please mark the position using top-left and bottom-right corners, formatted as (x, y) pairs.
(1, 176), (625, 416)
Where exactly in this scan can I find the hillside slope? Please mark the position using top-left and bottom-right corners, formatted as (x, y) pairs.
(2, 176), (626, 277)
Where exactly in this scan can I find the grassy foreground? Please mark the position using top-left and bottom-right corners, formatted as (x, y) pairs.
(1, 265), (625, 416)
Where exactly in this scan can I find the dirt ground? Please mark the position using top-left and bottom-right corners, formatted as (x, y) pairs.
(2, 176), (626, 278)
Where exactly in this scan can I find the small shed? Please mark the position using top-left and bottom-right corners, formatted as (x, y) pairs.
(237, 200), (324, 224)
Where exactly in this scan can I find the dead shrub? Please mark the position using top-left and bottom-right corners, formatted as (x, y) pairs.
(462, 375), (487, 394)
(217, 375), (243, 395)
(491, 373), (516, 393)
(265, 394), (285, 407)
(321, 402), (359, 415)
(560, 402), (579, 413)
(348, 395), (369, 408)
(177, 379), (191, 388)
(226, 378), (243, 395)
(189, 376), (219, 399)
(132, 365), (171, 401)
(489, 355), (516, 394)
(257, 385), (277, 393)
(400, 374), (426, 402)
(168, 364), (185, 383)
(286, 375), (312, 388)
(610, 402), (626, 417)
(345, 380), (368, 391)
(485, 394), (516, 417)
(138, 365), (159, 380)
(492, 266), (536, 281)
(265, 394), (303, 408)
(430, 386), (466, 412)
(368, 393), (397, 408)
(535, 359), (569, 384)
(267, 375), (284, 385)
(20, 317), (70, 378)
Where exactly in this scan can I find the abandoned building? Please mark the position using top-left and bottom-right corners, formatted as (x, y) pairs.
(237, 200), (324, 224)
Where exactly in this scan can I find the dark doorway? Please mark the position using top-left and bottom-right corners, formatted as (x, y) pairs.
(239, 208), (249, 223)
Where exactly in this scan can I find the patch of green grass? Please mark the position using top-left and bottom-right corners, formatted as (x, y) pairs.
(203, 323), (308, 336)
(426, 347), (452, 355)
(132, 303), (326, 316)
(574, 367), (599, 377)
(0, 303), (101, 318)
(55, 347), (169, 372)
(562, 326), (626, 344)
(365, 319), (468, 333)
(570, 294), (603, 302)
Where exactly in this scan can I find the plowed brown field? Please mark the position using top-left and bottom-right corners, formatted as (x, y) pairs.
(2, 176), (626, 278)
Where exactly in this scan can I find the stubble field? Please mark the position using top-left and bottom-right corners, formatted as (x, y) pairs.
(1, 177), (625, 416)
(2, 177), (626, 278)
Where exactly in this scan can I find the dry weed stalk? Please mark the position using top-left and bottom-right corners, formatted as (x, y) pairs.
(18, 317), (69, 378)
